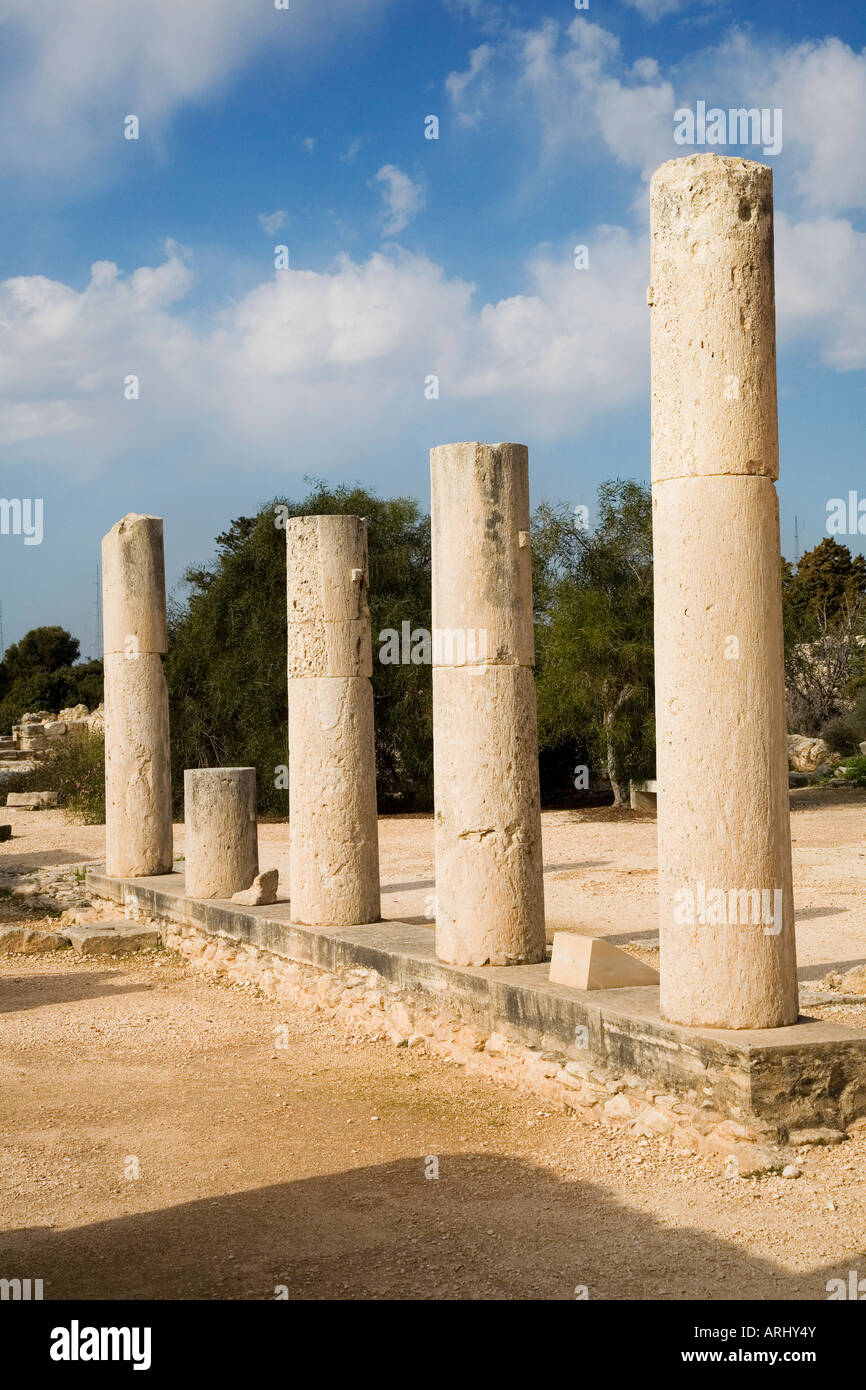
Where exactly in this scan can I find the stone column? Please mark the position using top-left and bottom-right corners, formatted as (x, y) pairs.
(102, 513), (173, 877)
(286, 515), (380, 926)
(184, 768), (258, 898)
(430, 442), (546, 966)
(649, 154), (798, 1028)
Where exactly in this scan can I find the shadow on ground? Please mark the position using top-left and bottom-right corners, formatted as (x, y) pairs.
(0, 849), (100, 870)
(1, 1156), (860, 1301)
(0, 970), (145, 1014)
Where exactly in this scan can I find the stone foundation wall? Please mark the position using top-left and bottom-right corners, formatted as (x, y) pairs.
(11, 705), (104, 753)
(118, 900), (856, 1179)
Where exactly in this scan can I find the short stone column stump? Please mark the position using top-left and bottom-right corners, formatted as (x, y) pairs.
(183, 767), (258, 899)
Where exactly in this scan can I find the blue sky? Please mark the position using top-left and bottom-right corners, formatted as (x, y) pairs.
(1, 0), (865, 656)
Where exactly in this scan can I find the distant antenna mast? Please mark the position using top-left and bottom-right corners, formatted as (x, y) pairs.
(794, 515), (801, 564)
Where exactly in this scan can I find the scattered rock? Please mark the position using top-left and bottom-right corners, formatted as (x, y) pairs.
(705, 1133), (783, 1176)
(603, 1095), (632, 1120)
(0, 926), (70, 954)
(231, 869), (279, 907)
(633, 1104), (676, 1136)
(787, 1127), (845, 1147)
(782, 1164), (802, 1179)
(787, 734), (838, 773)
(65, 923), (161, 956)
(5, 791), (58, 809)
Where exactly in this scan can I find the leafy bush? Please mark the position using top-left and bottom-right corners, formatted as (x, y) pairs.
(821, 688), (866, 756)
(43, 731), (106, 823)
(838, 756), (866, 788)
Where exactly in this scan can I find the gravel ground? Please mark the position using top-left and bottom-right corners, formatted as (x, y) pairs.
(3, 948), (866, 1301)
(2, 793), (866, 1300)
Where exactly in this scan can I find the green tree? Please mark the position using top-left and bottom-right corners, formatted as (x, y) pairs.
(533, 480), (655, 806)
(0, 626), (80, 691)
(782, 539), (866, 734)
(782, 537), (866, 627)
(0, 628), (101, 734)
(165, 482), (432, 816)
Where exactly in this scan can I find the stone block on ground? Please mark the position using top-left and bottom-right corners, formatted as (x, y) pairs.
(65, 922), (162, 956)
(231, 869), (279, 907)
(549, 932), (660, 990)
(787, 1127), (845, 1147)
(5, 791), (58, 809)
(0, 926), (70, 954)
(629, 780), (658, 815)
(705, 1135), (783, 1177)
(0, 825), (10, 841)
(787, 734), (838, 773)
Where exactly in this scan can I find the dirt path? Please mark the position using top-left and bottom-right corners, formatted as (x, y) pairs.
(3, 946), (866, 1301)
(3, 793), (866, 1300)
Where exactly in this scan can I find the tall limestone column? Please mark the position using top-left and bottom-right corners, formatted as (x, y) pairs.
(430, 442), (546, 967)
(102, 514), (173, 877)
(286, 515), (380, 926)
(650, 154), (798, 1028)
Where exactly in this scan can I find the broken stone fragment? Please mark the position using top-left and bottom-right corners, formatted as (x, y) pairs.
(0, 927), (70, 954)
(549, 932), (659, 991)
(787, 1127), (845, 1147)
(231, 868), (279, 907)
(65, 923), (161, 956)
(5, 791), (58, 809)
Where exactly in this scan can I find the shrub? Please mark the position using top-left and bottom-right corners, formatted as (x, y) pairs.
(839, 756), (866, 788)
(43, 731), (106, 823)
(822, 713), (862, 755)
(821, 688), (866, 755)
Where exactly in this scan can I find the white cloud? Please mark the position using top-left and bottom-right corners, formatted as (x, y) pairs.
(446, 44), (495, 126)
(0, 231), (651, 475)
(775, 213), (866, 370)
(447, 19), (677, 177)
(0, 0), (386, 175)
(372, 165), (426, 236)
(621, 0), (694, 19)
(258, 210), (288, 236)
(454, 227), (648, 429)
(440, 17), (866, 375)
(4, 215), (866, 486)
(446, 18), (866, 213)
(763, 38), (866, 213)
